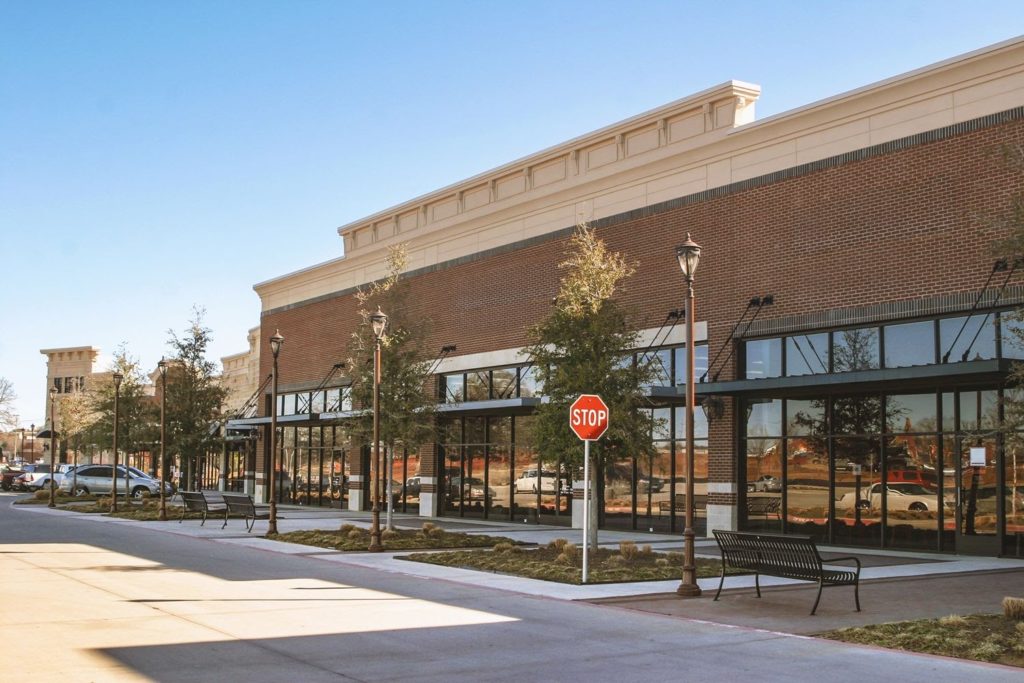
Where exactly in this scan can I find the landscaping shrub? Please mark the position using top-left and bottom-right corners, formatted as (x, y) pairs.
(34, 490), (49, 501)
(547, 538), (570, 552)
(347, 529), (363, 540)
(339, 523), (358, 533)
(382, 529), (399, 540)
(1004, 597), (1024, 620)
(618, 540), (639, 561)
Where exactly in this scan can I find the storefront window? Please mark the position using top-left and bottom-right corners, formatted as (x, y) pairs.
(1000, 313), (1024, 360)
(466, 371), (490, 401)
(491, 368), (517, 399)
(519, 365), (542, 397)
(886, 394), (938, 434)
(832, 328), (879, 372)
(786, 333), (829, 376)
(940, 315), (995, 362)
(746, 399), (782, 438)
(675, 345), (709, 384)
(444, 374), (465, 403)
(787, 399), (825, 436)
(884, 321), (936, 368)
(745, 339), (782, 379)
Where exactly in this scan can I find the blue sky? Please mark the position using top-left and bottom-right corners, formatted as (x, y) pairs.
(2, 1), (1023, 427)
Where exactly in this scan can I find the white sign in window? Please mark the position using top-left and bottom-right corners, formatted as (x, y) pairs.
(969, 447), (987, 467)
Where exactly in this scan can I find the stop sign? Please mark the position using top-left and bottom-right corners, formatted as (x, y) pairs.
(570, 394), (609, 441)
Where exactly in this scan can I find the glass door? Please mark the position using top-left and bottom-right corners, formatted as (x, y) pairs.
(956, 437), (1001, 555)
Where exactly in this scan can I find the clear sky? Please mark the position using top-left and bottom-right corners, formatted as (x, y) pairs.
(2, 1), (1023, 428)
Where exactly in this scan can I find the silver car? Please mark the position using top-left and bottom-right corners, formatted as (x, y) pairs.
(60, 464), (171, 498)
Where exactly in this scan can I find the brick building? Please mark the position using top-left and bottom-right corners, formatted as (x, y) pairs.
(237, 38), (1024, 556)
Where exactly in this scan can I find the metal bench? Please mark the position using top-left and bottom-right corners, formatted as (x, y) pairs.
(178, 490), (226, 526)
(712, 529), (861, 615)
(657, 493), (707, 514)
(221, 492), (271, 532)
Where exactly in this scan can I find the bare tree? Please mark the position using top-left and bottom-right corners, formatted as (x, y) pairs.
(0, 378), (17, 430)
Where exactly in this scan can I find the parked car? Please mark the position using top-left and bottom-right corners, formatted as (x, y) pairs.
(11, 464), (52, 491)
(0, 465), (23, 491)
(747, 475), (782, 493)
(838, 482), (951, 512)
(59, 464), (172, 498)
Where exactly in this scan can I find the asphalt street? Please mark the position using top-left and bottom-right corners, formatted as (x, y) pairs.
(2, 492), (1020, 683)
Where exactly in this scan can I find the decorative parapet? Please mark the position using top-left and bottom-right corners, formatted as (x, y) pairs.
(337, 81), (759, 256)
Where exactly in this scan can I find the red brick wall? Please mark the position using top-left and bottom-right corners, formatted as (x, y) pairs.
(259, 115), (1024, 494)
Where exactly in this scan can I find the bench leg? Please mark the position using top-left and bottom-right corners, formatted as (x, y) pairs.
(222, 510), (229, 530)
(246, 515), (254, 533)
(811, 580), (824, 615)
(754, 572), (761, 598)
(853, 582), (861, 612)
(200, 511), (207, 527)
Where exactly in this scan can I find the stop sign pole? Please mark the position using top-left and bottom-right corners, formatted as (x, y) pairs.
(570, 394), (609, 584)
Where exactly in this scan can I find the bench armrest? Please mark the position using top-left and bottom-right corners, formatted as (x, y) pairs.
(822, 555), (861, 573)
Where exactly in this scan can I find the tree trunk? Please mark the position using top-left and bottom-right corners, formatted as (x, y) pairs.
(386, 444), (395, 530)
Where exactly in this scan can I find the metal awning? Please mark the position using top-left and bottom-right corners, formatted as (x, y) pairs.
(436, 396), (543, 416)
(226, 413), (320, 428)
(647, 358), (1010, 402)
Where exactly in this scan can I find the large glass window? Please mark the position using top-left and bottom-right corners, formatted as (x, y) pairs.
(1000, 312), (1024, 360)
(444, 374), (465, 403)
(675, 344), (709, 384)
(940, 315), (995, 363)
(746, 399), (782, 438)
(786, 333), (829, 376)
(884, 321), (936, 368)
(745, 339), (782, 379)
(465, 371), (490, 401)
(519, 365), (542, 397)
(832, 328), (879, 372)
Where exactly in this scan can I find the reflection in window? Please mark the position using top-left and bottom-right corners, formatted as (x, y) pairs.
(444, 374), (465, 403)
(674, 344), (709, 384)
(786, 333), (829, 376)
(673, 406), (708, 440)
(832, 328), (879, 372)
(491, 368), (517, 400)
(746, 399), (782, 438)
(745, 339), (782, 379)
(959, 390), (998, 432)
(884, 321), (936, 368)
(833, 395), (881, 435)
(1000, 312), (1024, 360)
(652, 408), (671, 441)
(641, 349), (672, 386)
(519, 365), (542, 398)
(786, 399), (825, 436)
(940, 315), (995, 363)
(466, 371), (490, 401)
(886, 394), (937, 433)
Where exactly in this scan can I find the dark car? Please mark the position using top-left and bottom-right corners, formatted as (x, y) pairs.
(638, 474), (664, 493)
(1, 465), (24, 491)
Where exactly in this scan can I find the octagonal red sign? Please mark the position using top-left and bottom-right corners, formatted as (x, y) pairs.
(570, 394), (609, 441)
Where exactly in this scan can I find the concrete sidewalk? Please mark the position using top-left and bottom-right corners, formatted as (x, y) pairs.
(14, 497), (1024, 630)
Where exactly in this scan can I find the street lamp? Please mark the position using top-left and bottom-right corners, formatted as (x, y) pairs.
(267, 330), (284, 535)
(110, 371), (123, 513)
(29, 424), (35, 462)
(158, 358), (169, 521)
(675, 233), (702, 598)
(368, 306), (388, 552)
(48, 387), (57, 508)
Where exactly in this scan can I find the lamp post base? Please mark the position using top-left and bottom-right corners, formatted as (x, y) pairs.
(267, 501), (278, 536)
(676, 581), (702, 597)
(368, 505), (383, 552)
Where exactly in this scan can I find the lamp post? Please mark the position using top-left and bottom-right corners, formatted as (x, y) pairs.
(158, 358), (169, 521)
(29, 424), (35, 462)
(110, 372), (123, 513)
(368, 306), (388, 552)
(676, 234), (702, 598)
(48, 387), (57, 508)
(267, 330), (284, 535)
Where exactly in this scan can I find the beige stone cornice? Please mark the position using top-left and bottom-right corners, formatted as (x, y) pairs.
(255, 37), (1024, 313)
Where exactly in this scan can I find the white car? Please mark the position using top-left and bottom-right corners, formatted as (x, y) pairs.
(838, 482), (951, 512)
(514, 468), (571, 494)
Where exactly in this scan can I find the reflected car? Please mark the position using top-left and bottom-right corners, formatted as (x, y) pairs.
(405, 476), (421, 498)
(838, 482), (949, 512)
(747, 475), (782, 493)
(448, 476), (495, 502)
(637, 475), (664, 493)
(514, 469), (561, 494)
